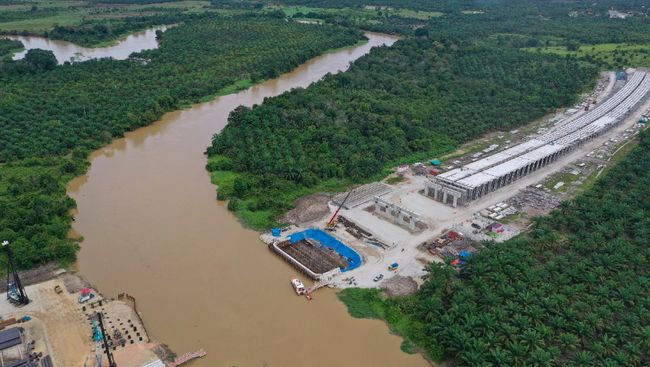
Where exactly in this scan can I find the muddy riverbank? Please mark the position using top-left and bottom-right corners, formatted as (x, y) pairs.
(67, 32), (431, 366)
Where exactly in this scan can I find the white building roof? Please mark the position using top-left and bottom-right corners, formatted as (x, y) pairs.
(142, 360), (165, 367)
(435, 72), (650, 192)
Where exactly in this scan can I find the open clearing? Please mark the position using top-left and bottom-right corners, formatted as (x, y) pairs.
(0, 275), (159, 367)
(264, 70), (650, 291)
(528, 43), (650, 68)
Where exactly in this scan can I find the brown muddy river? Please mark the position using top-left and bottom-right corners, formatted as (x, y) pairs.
(68, 32), (430, 367)
(5, 26), (166, 64)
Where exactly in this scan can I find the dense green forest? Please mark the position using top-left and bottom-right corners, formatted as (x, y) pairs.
(207, 20), (598, 228)
(341, 128), (650, 366)
(0, 16), (362, 268)
(206, 0), (650, 229)
(2, 1), (649, 365)
(0, 38), (22, 58)
(213, 0), (467, 12)
(0, 0), (213, 34)
(90, 0), (183, 4)
(218, 0), (650, 13)
(212, 0), (650, 38)
(44, 13), (188, 47)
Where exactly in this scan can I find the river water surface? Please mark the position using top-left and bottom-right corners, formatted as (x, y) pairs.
(5, 26), (165, 64)
(68, 32), (430, 367)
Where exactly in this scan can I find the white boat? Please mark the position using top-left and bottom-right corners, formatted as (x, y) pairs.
(78, 287), (95, 303)
(291, 278), (306, 295)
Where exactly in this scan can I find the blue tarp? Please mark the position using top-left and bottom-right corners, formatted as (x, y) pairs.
(271, 228), (282, 237)
(288, 228), (362, 272)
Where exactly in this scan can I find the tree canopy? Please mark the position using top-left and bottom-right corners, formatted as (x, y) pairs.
(342, 128), (650, 366)
(0, 15), (362, 268)
(207, 20), (597, 228)
(0, 38), (22, 58)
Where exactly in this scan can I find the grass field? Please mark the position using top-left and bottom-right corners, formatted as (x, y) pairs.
(0, 14), (81, 32)
(267, 5), (442, 21)
(0, 0), (212, 33)
(0, 0), (438, 37)
(527, 43), (650, 69)
(461, 9), (485, 14)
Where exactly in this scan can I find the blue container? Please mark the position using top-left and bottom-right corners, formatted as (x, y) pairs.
(459, 250), (472, 260)
(271, 228), (282, 237)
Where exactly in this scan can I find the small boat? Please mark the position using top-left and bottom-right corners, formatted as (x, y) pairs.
(78, 288), (95, 303)
(291, 278), (306, 295)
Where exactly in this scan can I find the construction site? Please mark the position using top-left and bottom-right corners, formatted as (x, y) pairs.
(427, 70), (650, 207)
(263, 69), (650, 292)
(0, 249), (203, 367)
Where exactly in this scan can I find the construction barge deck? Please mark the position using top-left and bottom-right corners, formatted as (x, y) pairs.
(278, 239), (348, 274)
(264, 228), (362, 281)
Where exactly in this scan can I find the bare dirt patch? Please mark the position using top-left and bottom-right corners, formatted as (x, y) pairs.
(282, 193), (332, 225)
(0, 262), (62, 292)
(62, 272), (91, 293)
(381, 275), (418, 297)
(0, 274), (159, 367)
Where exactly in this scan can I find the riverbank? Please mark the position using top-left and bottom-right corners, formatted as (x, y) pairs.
(66, 32), (428, 367)
(293, 70), (649, 365)
(1, 16), (364, 270)
(3, 25), (168, 64)
(254, 71), (625, 287)
(336, 122), (650, 366)
(0, 271), (162, 367)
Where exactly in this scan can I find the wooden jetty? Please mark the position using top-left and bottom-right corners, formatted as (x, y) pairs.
(171, 349), (207, 366)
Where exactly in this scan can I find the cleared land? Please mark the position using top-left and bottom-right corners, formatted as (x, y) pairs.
(265, 70), (650, 290)
(429, 70), (650, 206)
(528, 43), (650, 68)
(0, 0), (212, 33)
(0, 275), (158, 367)
(268, 5), (442, 20)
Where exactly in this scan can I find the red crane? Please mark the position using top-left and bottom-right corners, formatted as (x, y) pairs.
(326, 189), (353, 229)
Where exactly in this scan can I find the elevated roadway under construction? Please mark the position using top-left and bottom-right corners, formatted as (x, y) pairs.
(427, 70), (650, 207)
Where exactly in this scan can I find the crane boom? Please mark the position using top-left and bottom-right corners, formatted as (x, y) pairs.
(327, 189), (353, 227)
(3, 240), (29, 306)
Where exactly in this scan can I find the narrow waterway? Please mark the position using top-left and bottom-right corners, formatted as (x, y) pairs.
(4, 26), (165, 64)
(68, 33), (430, 367)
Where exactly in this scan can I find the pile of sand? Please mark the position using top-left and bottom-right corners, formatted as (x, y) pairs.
(381, 275), (419, 297)
(281, 193), (332, 225)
